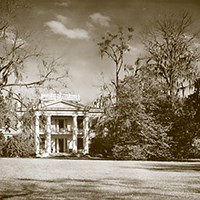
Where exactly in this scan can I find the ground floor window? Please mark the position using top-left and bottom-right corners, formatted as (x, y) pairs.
(77, 137), (83, 150)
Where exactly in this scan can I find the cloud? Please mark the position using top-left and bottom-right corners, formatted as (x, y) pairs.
(194, 42), (200, 48)
(45, 21), (89, 40)
(128, 44), (145, 55)
(36, 10), (46, 15)
(128, 45), (139, 54)
(54, 0), (70, 7)
(86, 21), (95, 30)
(56, 14), (68, 24)
(89, 13), (111, 27)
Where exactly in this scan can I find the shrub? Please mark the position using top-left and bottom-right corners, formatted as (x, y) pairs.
(192, 138), (200, 158)
(89, 136), (114, 158)
(3, 132), (35, 157)
(0, 131), (6, 157)
(112, 142), (173, 161)
(112, 144), (148, 160)
(144, 143), (173, 161)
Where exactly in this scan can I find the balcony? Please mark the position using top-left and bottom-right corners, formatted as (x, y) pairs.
(51, 126), (73, 135)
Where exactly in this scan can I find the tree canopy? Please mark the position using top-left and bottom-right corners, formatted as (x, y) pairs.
(91, 11), (200, 160)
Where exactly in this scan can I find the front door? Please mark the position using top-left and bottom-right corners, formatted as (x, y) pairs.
(59, 138), (64, 152)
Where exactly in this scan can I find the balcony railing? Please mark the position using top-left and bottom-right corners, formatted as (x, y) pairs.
(39, 127), (85, 135)
(53, 128), (72, 134)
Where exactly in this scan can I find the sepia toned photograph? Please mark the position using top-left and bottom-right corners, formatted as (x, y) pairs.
(0, 0), (200, 199)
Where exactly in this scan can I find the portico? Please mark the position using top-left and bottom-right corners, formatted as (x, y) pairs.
(34, 93), (94, 156)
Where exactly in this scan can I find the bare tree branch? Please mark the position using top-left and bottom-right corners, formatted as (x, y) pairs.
(144, 12), (199, 98)
(98, 27), (134, 103)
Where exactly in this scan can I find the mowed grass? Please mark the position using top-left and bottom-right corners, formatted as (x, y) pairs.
(0, 158), (200, 200)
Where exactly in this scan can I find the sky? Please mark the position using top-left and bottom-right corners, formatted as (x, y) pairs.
(3, 0), (200, 104)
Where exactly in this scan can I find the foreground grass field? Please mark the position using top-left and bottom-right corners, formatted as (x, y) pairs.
(0, 158), (200, 200)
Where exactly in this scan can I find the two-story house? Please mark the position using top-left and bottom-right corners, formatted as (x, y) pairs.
(34, 93), (102, 156)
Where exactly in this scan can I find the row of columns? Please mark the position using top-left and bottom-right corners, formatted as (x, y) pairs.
(35, 112), (89, 156)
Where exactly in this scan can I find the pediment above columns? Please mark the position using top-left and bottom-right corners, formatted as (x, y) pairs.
(40, 100), (85, 111)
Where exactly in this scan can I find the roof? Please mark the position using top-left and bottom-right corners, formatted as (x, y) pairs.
(38, 100), (86, 111)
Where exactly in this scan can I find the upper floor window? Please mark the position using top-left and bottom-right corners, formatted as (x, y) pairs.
(59, 120), (64, 129)
(52, 118), (73, 133)
(77, 117), (83, 129)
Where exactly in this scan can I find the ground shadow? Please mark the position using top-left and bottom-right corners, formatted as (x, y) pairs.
(0, 178), (175, 200)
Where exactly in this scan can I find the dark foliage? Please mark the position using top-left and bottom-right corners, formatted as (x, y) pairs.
(3, 132), (35, 157)
(0, 132), (6, 156)
(89, 135), (114, 158)
(92, 12), (200, 160)
(169, 79), (200, 159)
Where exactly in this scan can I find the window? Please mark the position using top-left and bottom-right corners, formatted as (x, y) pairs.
(77, 117), (83, 129)
(58, 119), (64, 133)
(53, 118), (73, 133)
(59, 120), (64, 129)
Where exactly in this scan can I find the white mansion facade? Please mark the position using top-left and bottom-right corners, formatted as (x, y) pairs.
(35, 93), (102, 156)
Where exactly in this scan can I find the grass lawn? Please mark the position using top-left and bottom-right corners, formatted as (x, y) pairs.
(0, 158), (200, 199)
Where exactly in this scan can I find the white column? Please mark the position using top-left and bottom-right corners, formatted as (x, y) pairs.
(84, 116), (89, 154)
(46, 115), (51, 154)
(56, 138), (59, 153)
(72, 115), (78, 153)
(35, 112), (40, 155)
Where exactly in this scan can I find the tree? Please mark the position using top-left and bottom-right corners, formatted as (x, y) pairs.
(94, 26), (175, 160)
(98, 27), (134, 103)
(3, 132), (35, 157)
(0, 0), (68, 95)
(0, 22), (67, 91)
(169, 78), (200, 158)
(0, 0), (68, 121)
(92, 64), (172, 160)
(0, 91), (8, 128)
(93, 12), (200, 160)
(0, 131), (6, 156)
(145, 11), (199, 100)
(143, 11), (200, 159)
(0, 1), (68, 157)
